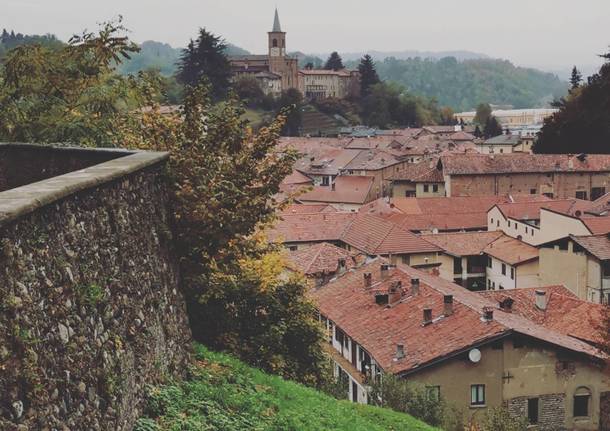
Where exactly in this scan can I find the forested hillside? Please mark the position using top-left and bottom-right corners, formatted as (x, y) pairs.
(363, 56), (568, 111)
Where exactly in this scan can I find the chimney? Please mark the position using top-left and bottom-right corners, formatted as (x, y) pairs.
(423, 308), (433, 325)
(331, 182), (336, 191)
(337, 258), (346, 275)
(411, 278), (420, 296)
(443, 295), (453, 316)
(395, 343), (405, 360)
(389, 280), (403, 305)
(535, 289), (547, 310)
(380, 263), (390, 280)
(363, 272), (372, 289)
(482, 307), (494, 322)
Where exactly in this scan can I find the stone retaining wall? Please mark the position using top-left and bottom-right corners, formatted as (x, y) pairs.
(0, 145), (192, 430)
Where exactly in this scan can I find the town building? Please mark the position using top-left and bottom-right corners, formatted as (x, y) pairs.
(454, 109), (558, 127)
(298, 69), (360, 100)
(539, 234), (610, 303)
(483, 234), (540, 290)
(296, 175), (375, 211)
(476, 133), (534, 154)
(439, 153), (610, 199)
(310, 260), (609, 429)
(228, 9), (299, 95)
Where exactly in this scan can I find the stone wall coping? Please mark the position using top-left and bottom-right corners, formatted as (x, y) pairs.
(0, 144), (169, 227)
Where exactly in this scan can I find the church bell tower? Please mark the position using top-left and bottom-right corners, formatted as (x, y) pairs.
(268, 8), (286, 57)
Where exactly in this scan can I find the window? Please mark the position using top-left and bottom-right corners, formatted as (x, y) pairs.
(471, 384), (485, 406)
(592, 187), (606, 200)
(508, 221), (511, 228)
(490, 218), (494, 224)
(426, 386), (441, 401)
(322, 176), (330, 186)
(510, 268), (514, 280)
(432, 184), (439, 193)
(423, 184), (430, 193)
(335, 328), (344, 344)
(487, 257), (492, 268)
(573, 387), (591, 417)
(575, 191), (588, 200)
(530, 188), (537, 194)
(496, 220), (500, 227)
(487, 279), (491, 289)
(288, 245), (297, 251)
(528, 398), (539, 424)
(272, 38), (278, 48)
(502, 263), (506, 276)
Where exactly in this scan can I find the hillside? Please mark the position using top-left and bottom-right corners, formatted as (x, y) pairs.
(135, 344), (437, 431)
(365, 56), (568, 111)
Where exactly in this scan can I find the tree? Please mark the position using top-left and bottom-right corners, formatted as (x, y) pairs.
(570, 66), (582, 90)
(439, 106), (456, 125)
(358, 54), (380, 97)
(324, 51), (344, 71)
(176, 28), (231, 100)
(0, 18), (144, 146)
(276, 88), (303, 136)
(480, 407), (528, 431)
(233, 75), (265, 108)
(535, 51), (610, 154)
(484, 116), (503, 138)
(473, 103), (492, 126)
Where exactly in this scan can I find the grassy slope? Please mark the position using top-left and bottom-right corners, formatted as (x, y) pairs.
(136, 344), (437, 431)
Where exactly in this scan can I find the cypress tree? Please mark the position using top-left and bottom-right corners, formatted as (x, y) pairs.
(570, 66), (582, 90)
(358, 54), (380, 97)
(324, 51), (344, 71)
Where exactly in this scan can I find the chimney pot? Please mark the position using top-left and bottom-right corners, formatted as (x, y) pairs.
(535, 289), (547, 310)
(443, 295), (453, 316)
(411, 278), (420, 295)
(423, 308), (433, 325)
(482, 307), (494, 322)
(363, 272), (372, 289)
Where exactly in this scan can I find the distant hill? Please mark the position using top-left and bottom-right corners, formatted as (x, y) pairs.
(353, 56), (569, 111)
(0, 29), (63, 60)
(117, 41), (250, 76)
(337, 49), (489, 62)
(135, 344), (436, 431)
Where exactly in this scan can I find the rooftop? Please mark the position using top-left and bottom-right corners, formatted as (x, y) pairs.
(494, 198), (592, 221)
(287, 242), (359, 276)
(420, 231), (503, 257)
(310, 260), (604, 376)
(569, 234), (610, 261)
(441, 153), (610, 175)
(298, 176), (374, 205)
(483, 235), (539, 266)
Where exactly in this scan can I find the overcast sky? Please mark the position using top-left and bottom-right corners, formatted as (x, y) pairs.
(4, 0), (609, 72)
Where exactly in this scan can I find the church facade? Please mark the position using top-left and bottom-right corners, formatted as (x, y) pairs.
(229, 9), (360, 100)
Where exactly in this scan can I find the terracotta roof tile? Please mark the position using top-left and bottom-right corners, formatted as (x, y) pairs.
(483, 235), (539, 265)
(281, 204), (337, 214)
(580, 216), (610, 234)
(298, 176), (374, 205)
(441, 153), (610, 175)
(420, 231), (503, 256)
(569, 234), (610, 260)
(495, 199), (593, 221)
(310, 261), (604, 376)
(287, 242), (358, 275)
(268, 212), (356, 243)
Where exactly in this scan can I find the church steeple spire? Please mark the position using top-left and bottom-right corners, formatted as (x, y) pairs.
(272, 8), (282, 32)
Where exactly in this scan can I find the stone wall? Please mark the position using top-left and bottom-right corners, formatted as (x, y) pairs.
(507, 393), (566, 431)
(0, 146), (192, 430)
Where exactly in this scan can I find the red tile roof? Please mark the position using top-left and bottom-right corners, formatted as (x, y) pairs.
(570, 234), (610, 261)
(343, 149), (402, 171)
(494, 199), (593, 221)
(310, 260), (604, 376)
(268, 212), (356, 243)
(341, 214), (441, 255)
(480, 286), (605, 346)
(281, 204), (337, 214)
(298, 176), (374, 205)
(441, 153), (610, 175)
(420, 231), (503, 256)
(388, 159), (444, 183)
(287, 242), (358, 275)
(279, 170), (313, 193)
(580, 215), (610, 235)
(483, 235), (539, 265)
(390, 213), (489, 233)
(448, 131), (476, 141)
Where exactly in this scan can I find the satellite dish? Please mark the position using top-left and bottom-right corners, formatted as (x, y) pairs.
(468, 348), (482, 363)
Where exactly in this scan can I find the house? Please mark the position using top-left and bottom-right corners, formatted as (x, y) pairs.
(420, 231), (503, 291)
(268, 212), (442, 267)
(488, 202), (610, 246)
(293, 146), (360, 186)
(279, 169), (313, 194)
(439, 153), (610, 199)
(477, 134), (533, 154)
(483, 235), (540, 290)
(285, 242), (362, 287)
(298, 69), (360, 100)
(361, 195), (550, 234)
(387, 159), (446, 198)
(310, 260), (609, 429)
(296, 176), (375, 211)
(539, 234), (610, 303)
(340, 149), (408, 198)
(454, 108), (558, 127)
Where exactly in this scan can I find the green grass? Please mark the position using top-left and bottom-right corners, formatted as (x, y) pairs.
(135, 344), (437, 431)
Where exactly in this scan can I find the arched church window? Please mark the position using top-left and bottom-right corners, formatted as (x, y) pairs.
(273, 39), (278, 48)
(282, 39), (285, 48)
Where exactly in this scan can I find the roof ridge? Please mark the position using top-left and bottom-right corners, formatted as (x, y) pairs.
(304, 243), (326, 274)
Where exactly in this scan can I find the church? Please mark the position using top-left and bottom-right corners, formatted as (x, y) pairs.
(229, 9), (299, 95)
(229, 9), (360, 100)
